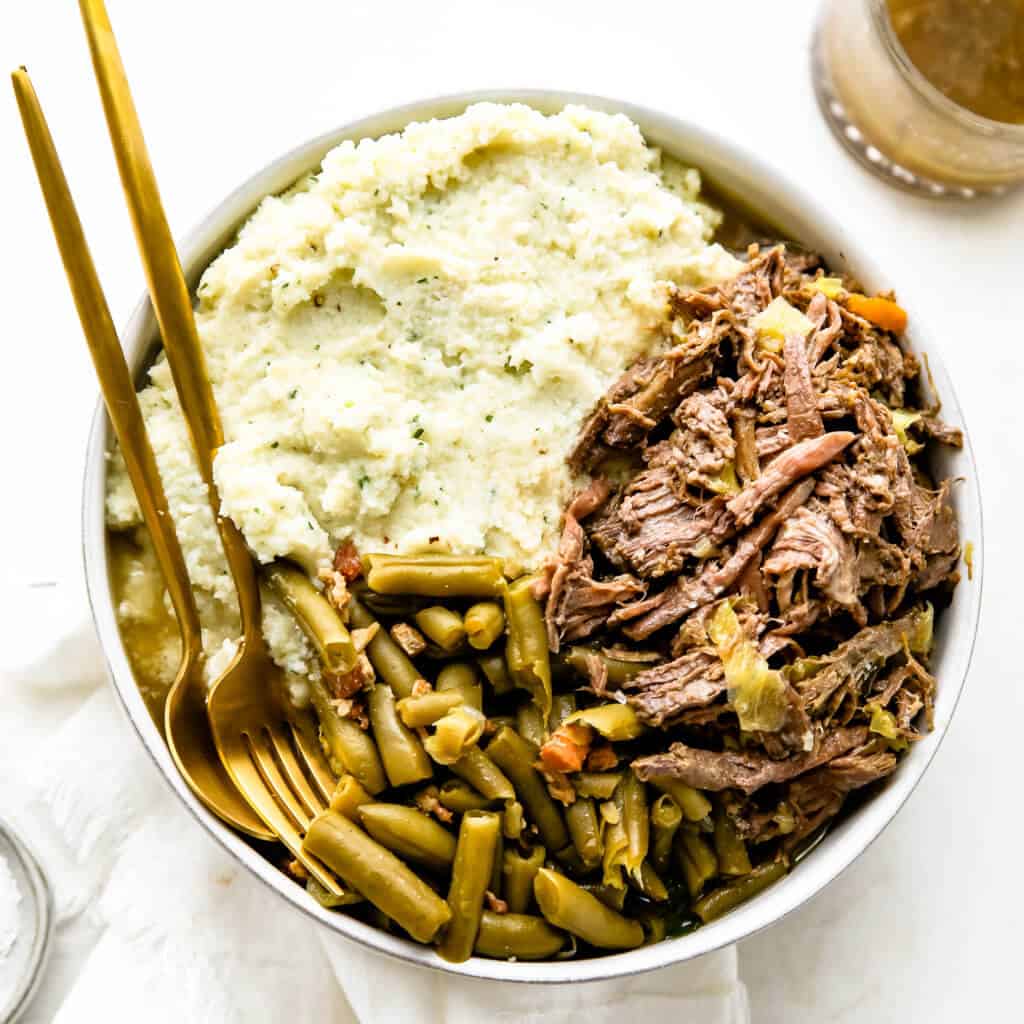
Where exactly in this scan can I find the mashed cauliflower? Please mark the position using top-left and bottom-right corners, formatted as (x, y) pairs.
(107, 102), (740, 689)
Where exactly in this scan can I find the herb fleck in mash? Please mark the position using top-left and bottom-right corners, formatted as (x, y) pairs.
(107, 103), (739, 690)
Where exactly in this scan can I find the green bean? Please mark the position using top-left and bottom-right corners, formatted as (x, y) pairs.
(601, 789), (629, 889)
(474, 911), (566, 960)
(554, 844), (588, 874)
(303, 811), (451, 943)
(310, 678), (386, 794)
(565, 704), (644, 741)
(450, 746), (515, 801)
(620, 773), (649, 879)
(572, 772), (623, 800)
(357, 803), (457, 873)
(648, 777), (712, 823)
(713, 804), (752, 877)
(438, 779), (496, 813)
(490, 831), (504, 897)
(486, 727), (570, 854)
(464, 602), (506, 650)
(563, 646), (654, 686)
(677, 831), (718, 899)
(477, 652), (516, 694)
(516, 702), (547, 747)
(436, 663), (483, 711)
(367, 683), (433, 786)
(438, 811), (502, 962)
(396, 690), (463, 727)
(306, 876), (363, 908)
(503, 576), (552, 719)
(329, 775), (376, 819)
(650, 794), (683, 874)
(502, 846), (545, 914)
(533, 868), (644, 950)
(265, 562), (358, 674)
(353, 588), (430, 620)
(642, 915), (667, 944)
(414, 605), (466, 652)
(350, 598), (422, 699)
(548, 693), (577, 733)
(503, 799), (525, 840)
(424, 706), (486, 765)
(630, 861), (668, 902)
(583, 883), (627, 912)
(488, 715), (517, 732)
(693, 860), (787, 923)
(366, 554), (505, 598)
(565, 797), (603, 869)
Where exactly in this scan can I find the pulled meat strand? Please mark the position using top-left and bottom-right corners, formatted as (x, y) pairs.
(632, 726), (868, 795)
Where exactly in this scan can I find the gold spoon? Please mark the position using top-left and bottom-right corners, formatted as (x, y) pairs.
(11, 68), (273, 842)
(77, 0), (344, 892)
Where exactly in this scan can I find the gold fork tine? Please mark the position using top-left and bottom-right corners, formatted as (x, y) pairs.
(246, 734), (313, 832)
(227, 752), (338, 890)
(264, 722), (327, 819)
(77, 0), (345, 894)
(10, 67), (272, 841)
(291, 723), (337, 804)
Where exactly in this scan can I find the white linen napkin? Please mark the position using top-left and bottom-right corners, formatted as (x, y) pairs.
(0, 572), (749, 1024)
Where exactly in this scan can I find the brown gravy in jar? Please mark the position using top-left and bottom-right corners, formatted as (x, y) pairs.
(887, 0), (1024, 124)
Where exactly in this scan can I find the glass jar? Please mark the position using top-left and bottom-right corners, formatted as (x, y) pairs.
(812, 0), (1024, 197)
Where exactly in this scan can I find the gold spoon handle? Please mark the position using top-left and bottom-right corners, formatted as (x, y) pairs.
(77, 0), (260, 636)
(12, 68), (203, 658)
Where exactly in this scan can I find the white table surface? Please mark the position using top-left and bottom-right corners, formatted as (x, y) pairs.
(2, 1), (1022, 1020)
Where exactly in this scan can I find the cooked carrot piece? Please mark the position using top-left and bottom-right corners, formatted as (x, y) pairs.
(846, 294), (908, 334)
(538, 723), (592, 774)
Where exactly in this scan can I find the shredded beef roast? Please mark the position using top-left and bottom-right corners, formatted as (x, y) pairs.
(623, 649), (726, 727)
(546, 243), (962, 893)
(632, 726), (868, 794)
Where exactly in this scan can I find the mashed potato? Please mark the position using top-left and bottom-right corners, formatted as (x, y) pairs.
(107, 102), (740, 688)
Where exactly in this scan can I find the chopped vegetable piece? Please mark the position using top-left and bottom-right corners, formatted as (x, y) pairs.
(565, 704), (645, 741)
(534, 868), (644, 949)
(908, 603), (934, 656)
(713, 804), (752, 876)
(424, 706), (487, 765)
(693, 860), (788, 923)
(539, 723), (593, 774)
(503, 575), (553, 719)
(677, 831), (718, 900)
(366, 554), (505, 597)
(397, 690), (464, 728)
(846, 293), (908, 334)
(750, 296), (813, 352)
(414, 605), (466, 651)
(706, 461), (740, 495)
(813, 276), (844, 299)
(464, 602), (506, 650)
(890, 408), (923, 455)
(708, 601), (790, 734)
(868, 704), (909, 750)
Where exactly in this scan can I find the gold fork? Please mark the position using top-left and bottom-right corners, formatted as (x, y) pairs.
(77, 0), (343, 892)
(12, 67), (272, 843)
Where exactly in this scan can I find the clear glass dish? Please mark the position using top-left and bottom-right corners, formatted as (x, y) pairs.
(812, 0), (1024, 197)
(0, 822), (53, 1023)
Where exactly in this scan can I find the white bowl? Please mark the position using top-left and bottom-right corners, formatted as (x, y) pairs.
(81, 90), (984, 984)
